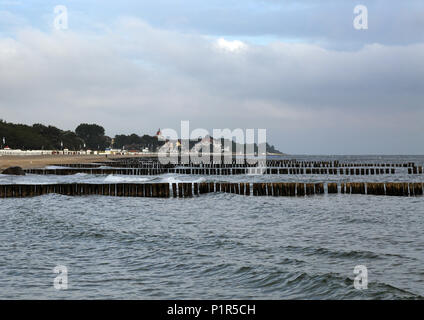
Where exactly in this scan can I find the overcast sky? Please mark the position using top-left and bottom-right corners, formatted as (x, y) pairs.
(1, 0), (423, 154)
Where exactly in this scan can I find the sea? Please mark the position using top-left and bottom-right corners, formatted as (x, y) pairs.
(0, 155), (423, 299)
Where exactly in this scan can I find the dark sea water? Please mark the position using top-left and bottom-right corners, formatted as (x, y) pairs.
(0, 155), (423, 299)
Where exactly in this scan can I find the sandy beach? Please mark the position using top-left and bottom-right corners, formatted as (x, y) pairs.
(0, 154), (148, 170)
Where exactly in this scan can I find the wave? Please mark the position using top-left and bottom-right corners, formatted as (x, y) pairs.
(224, 264), (422, 299)
(281, 244), (399, 260)
(103, 175), (153, 183)
(158, 175), (206, 184)
(284, 271), (422, 299)
(73, 172), (88, 177)
(44, 165), (70, 169)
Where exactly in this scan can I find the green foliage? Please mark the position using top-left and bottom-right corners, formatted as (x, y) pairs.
(266, 143), (282, 154)
(0, 120), (282, 153)
(0, 121), (85, 150)
(75, 123), (109, 150)
(113, 133), (164, 151)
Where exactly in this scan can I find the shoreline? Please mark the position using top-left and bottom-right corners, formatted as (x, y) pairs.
(0, 154), (151, 170)
(0, 152), (285, 171)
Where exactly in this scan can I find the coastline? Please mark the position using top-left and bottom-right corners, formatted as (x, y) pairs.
(0, 154), (150, 170)
(0, 152), (286, 170)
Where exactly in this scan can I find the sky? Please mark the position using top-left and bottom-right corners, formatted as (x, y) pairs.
(0, 0), (424, 154)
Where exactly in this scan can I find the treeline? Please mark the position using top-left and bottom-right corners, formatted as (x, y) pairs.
(0, 120), (110, 151)
(0, 120), (164, 151)
(114, 134), (164, 151)
(0, 120), (282, 154)
(0, 120), (83, 150)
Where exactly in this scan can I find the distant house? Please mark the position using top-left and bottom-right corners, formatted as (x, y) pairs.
(192, 136), (222, 153)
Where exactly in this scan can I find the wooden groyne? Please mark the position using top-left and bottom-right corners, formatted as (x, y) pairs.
(21, 157), (424, 176)
(24, 167), (403, 176)
(49, 158), (420, 169)
(101, 157), (418, 169)
(0, 183), (170, 198)
(0, 182), (423, 198)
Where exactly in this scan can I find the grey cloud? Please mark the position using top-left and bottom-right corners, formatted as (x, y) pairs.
(5, 0), (424, 48)
(0, 18), (423, 154)
(120, 0), (424, 48)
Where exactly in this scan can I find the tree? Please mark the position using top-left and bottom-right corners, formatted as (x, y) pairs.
(75, 123), (108, 150)
(112, 133), (166, 151)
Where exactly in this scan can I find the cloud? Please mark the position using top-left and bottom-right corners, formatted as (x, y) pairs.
(118, 0), (424, 48)
(0, 16), (424, 154)
(215, 38), (247, 52)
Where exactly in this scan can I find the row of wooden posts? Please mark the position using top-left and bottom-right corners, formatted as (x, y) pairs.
(54, 160), (418, 169)
(408, 167), (424, 174)
(24, 167), (405, 176)
(115, 157), (417, 168)
(0, 182), (423, 198)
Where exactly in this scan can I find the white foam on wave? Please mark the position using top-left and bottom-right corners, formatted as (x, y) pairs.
(73, 173), (88, 177)
(0, 174), (55, 185)
(45, 166), (68, 170)
(159, 175), (206, 184)
(103, 175), (152, 183)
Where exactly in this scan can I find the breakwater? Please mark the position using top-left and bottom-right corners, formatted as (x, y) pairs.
(25, 167), (404, 175)
(1, 182), (423, 198)
(22, 157), (424, 176)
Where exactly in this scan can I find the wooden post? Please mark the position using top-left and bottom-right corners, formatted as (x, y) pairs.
(178, 183), (183, 197)
(187, 183), (193, 197)
(272, 183), (278, 196)
(385, 183), (394, 196)
(131, 184), (138, 197)
(267, 183), (273, 196)
(253, 183), (258, 196)
(402, 183), (409, 196)
(315, 183), (324, 195)
(145, 184), (152, 197)
(413, 183), (423, 196)
(296, 183), (305, 196)
(216, 183), (221, 192)
(116, 184), (123, 197)
(280, 183), (287, 196)
(288, 183), (296, 196)
(240, 183), (245, 195)
(304, 183), (312, 196)
(136, 184), (143, 197)
(235, 183), (240, 195)
(102, 184), (110, 196)
(327, 183), (338, 194)
(123, 184), (130, 197)
(172, 183), (177, 197)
